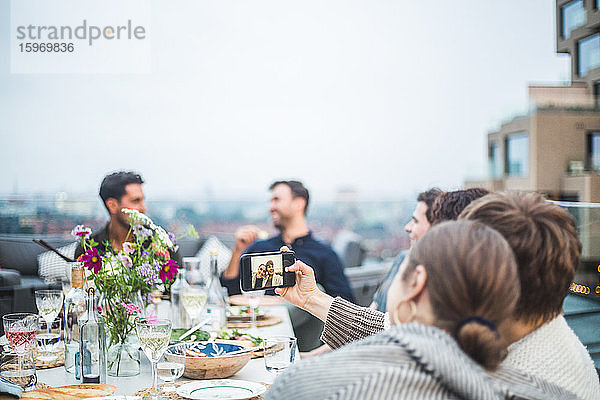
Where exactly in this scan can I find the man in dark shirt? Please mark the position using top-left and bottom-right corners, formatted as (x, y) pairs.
(74, 171), (181, 265)
(221, 180), (354, 302)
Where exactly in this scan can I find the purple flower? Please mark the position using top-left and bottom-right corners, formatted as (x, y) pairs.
(168, 232), (177, 245)
(133, 225), (152, 239)
(78, 248), (102, 274)
(96, 305), (103, 314)
(141, 251), (149, 257)
(71, 225), (92, 239)
(136, 261), (160, 285)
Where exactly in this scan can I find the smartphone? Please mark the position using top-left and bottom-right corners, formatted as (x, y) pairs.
(240, 250), (296, 292)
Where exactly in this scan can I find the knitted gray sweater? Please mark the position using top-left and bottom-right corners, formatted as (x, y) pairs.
(265, 322), (576, 400)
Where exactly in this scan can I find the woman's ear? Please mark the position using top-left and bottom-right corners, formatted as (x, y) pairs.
(407, 265), (428, 301)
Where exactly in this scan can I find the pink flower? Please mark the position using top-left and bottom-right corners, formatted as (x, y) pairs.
(78, 248), (102, 274)
(122, 242), (136, 254)
(146, 309), (158, 326)
(118, 254), (133, 269)
(71, 225), (92, 239)
(159, 259), (179, 283)
(121, 301), (142, 315)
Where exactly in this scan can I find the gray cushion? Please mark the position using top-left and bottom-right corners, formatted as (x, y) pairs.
(0, 269), (21, 287)
(0, 235), (72, 276)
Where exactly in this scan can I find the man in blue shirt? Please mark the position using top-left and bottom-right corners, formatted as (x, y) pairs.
(221, 180), (355, 303)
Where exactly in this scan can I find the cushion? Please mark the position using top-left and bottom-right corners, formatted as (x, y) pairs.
(37, 242), (78, 283)
(0, 269), (21, 287)
(193, 236), (232, 274)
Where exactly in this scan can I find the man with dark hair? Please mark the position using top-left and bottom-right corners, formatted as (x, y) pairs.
(75, 171), (180, 264)
(430, 188), (490, 224)
(221, 180), (354, 302)
(370, 188), (442, 313)
(221, 180), (354, 352)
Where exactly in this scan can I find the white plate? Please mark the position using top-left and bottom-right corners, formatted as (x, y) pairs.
(177, 379), (267, 400)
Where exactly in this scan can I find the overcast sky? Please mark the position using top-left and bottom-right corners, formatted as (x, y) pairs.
(0, 0), (571, 201)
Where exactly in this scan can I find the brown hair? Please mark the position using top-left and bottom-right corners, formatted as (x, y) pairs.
(416, 188), (443, 224)
(459, 191), (581, 323)
(270, 180), (310, 215)
(404, 220), (519, 370)
(430, 188), (490, 224)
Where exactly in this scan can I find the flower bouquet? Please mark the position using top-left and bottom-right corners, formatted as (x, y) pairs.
(72, 208), (181, 376)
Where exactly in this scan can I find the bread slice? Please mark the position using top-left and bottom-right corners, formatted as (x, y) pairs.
(21, 384), (116, 400)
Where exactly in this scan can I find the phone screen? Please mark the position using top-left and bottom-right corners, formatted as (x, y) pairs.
(240, 251), (295, 291)
(250, 253), (284, 289)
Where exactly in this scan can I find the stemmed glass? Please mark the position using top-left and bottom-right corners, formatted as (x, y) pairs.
(2, 313), (38, 385)
(157, 353), (186, 392)
(182, 257), (209, 327)
(243, 290), (265, 334)
(34, 289), (63, 361)
(264, 336), (297, 376)
(136, 319), (172, 400)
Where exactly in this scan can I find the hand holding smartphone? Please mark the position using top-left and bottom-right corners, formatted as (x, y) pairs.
(240, 250), (296, 292)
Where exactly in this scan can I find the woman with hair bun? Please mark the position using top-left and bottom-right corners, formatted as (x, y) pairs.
(266, 221), (575, 399)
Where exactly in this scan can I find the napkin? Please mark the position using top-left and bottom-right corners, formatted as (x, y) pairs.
(0, 376), (22, 398)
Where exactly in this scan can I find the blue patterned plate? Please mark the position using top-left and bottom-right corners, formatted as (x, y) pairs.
(167, 342), (244, 357)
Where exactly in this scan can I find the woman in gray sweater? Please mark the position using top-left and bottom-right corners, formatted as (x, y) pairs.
(266, 221), (575, 399)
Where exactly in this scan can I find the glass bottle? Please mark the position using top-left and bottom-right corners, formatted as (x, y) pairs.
(64, 263), (86, 373)
(206, 250), (227, 332)
(170, 268), (189, 329)
(78, 288), (107, 384)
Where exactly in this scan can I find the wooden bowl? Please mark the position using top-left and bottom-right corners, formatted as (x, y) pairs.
(166, 342), (252, 380)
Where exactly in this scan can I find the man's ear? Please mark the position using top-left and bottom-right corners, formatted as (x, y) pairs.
(292, 197), (307, 214)
(105, 198), (119, 216)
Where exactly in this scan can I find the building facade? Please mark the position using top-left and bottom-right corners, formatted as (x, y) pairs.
(467, 0), (600, 203)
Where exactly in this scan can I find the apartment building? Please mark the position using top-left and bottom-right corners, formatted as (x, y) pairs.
(467, 0), (600, 202)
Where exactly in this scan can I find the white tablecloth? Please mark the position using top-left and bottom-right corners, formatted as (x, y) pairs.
(36, 305), (295, 395)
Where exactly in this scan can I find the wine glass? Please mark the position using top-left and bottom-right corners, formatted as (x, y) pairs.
(35, 290), (63, 351)
(2, 313), (38, 385)
(264, 336), (297, 376)
(182, 257), (210, 327)
(243, 290), (265, 334)
(0, 350), (37, 390)
(136, 319), (172, 400)
(157, 353), (185, 392)
(36, 316), (61, 362)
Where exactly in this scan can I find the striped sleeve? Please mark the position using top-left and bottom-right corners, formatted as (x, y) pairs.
(321, 297), (386, 349)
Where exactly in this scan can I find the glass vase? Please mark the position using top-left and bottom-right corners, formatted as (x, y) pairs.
(106, 335), (140, 377)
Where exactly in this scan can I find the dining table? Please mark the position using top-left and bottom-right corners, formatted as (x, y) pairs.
(36, 302), (296, 396)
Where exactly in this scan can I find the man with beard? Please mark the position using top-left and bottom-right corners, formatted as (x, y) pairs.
(74, 171), (181, 265)
(221, 180), (354, 302)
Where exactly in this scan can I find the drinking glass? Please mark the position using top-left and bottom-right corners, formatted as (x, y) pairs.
(243, 290), (265, 333)
(264, 336), (296, 376)
(36, 316), (61, 362)
(157, 353), (185, 392)
(2, 313), (38, 384)
(182, 257), (210, 326)
(35, 290), (63, 339)
(136, 319), (172, 400)
(0, 350), (36, 390)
